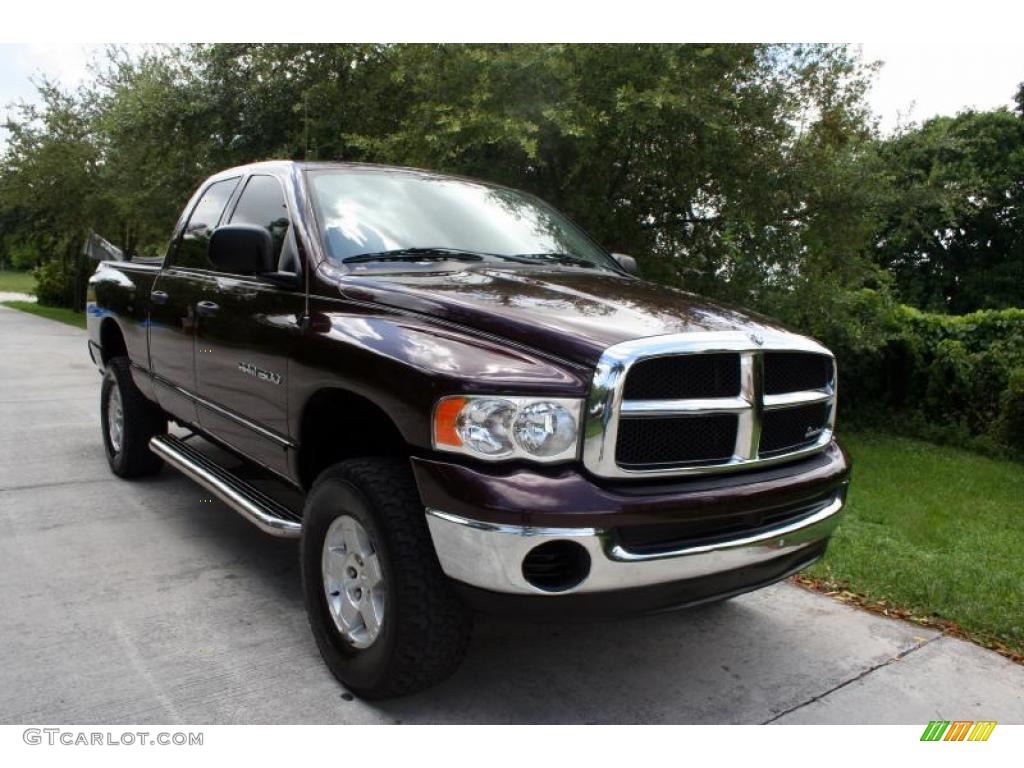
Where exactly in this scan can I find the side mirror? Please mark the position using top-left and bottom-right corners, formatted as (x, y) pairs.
(208, 224), (275, 275)
(611, 252), (638, 276)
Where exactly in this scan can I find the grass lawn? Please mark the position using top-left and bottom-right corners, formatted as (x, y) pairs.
(0, 269), (36, 294)
(1, 300), (86, 329)
(803, 431), (1024, 658)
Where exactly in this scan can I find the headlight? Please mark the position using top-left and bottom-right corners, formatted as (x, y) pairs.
(456, 398), (517, 456)
(433, 395), (582, 462)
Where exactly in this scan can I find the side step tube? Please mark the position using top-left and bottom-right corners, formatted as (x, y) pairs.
(150, 434), (302, 538)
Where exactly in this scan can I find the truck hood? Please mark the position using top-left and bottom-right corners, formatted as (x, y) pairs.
(334, 266), (798, 366)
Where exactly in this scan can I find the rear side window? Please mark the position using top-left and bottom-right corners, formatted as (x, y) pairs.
(173, 177), (240, 269)
(229, 175), (291, 267)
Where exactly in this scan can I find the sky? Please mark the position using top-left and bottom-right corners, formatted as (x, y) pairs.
(0, 43), (99, 109)
(860, 43), (1021, 132)
(0, 42), (1021, 149)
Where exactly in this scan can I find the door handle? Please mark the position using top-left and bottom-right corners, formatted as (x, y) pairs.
(196, 300), (220, 317)
(150, 290), (169, 305)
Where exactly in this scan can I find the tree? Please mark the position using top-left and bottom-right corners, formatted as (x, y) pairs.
(1, 43), (884, 320)
(0, 80), (106, 308)
(871, 108), (1024, 313)
(335, 43), (883, 313)
(92, 46), (220, 256)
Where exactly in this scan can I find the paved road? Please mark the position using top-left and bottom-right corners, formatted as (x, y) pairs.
(0, 304), (1021, 724)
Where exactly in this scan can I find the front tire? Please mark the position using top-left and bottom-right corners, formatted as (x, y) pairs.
(100, 356), (166, 478)
(301, 457), (472, 699)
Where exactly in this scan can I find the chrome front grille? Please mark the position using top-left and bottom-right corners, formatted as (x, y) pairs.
(582, 331), (836, 478)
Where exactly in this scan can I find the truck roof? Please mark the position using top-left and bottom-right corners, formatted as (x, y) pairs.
(206, 159), (489, 186)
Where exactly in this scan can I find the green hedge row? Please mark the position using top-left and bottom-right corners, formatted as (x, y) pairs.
(832, 301), (1024, 456)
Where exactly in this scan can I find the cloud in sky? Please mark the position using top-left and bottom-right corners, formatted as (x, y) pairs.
(0, 43), (97, 104)
(0, 44), (103, 147)
(861, 43), (1021, 132)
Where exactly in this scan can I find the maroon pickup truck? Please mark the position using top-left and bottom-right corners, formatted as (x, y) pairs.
(87, 161), (849, 699)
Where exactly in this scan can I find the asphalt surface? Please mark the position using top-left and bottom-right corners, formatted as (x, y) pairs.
(0, 303), (1021, 724)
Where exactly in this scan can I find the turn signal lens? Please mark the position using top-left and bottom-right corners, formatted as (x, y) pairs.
(433, 396), (467, 447)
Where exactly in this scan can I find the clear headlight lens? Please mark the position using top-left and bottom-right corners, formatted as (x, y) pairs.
(512, 401), (577, 456)
(434, 395), (582, 462)
(456, 399), (517, 456)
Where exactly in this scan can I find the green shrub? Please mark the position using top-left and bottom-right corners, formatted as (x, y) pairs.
(819, 296), (1024, 457)
(33, 260), (75, 307)
(998, 368), (1024, 446)
(5, 239), (41, 270)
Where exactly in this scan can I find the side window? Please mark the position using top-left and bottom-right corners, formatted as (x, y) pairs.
(229, 175), (293, 270)
(174, 177), (240, 269)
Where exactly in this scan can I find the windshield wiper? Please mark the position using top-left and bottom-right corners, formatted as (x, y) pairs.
(342, 247), (600, 269)
(342, 247), (486, 264)
(508, 252), (597, 268)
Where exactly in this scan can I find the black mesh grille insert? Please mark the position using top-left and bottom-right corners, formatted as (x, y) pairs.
(759, 402), (830, 456)
(623, 353), (740, 400)
(764, 352), (833, 395)
(616, 414), (737, 468)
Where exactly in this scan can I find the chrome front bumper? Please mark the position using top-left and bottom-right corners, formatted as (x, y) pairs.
(425, 491), (845, 596)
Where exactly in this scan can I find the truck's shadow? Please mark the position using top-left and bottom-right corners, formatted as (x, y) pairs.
(147, 468), (792, 724)
(380, 603), (744, 724)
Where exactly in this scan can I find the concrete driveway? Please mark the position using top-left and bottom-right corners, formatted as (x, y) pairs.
(0, 303), (1021, 724)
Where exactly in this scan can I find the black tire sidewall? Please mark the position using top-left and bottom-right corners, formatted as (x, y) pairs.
(301, 474), (400, 694)
(100, 357), (164, 478)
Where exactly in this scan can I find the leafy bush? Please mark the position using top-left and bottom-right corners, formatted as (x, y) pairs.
(33, 260), (75, 307)
(998, 368), (1024, 446)
(3, 238), (41, 270)
(821, 296), (1024, 457)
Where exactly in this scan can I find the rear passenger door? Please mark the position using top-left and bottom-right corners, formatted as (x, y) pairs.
(194, 174), (304, 478)
(149, 176), (240, 425)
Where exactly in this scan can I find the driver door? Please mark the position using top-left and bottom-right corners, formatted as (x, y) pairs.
(193, 174), (303, 477)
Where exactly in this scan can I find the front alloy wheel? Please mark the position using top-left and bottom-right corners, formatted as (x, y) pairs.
(301, 457), (472, 699)
(322, 515), (387, 649)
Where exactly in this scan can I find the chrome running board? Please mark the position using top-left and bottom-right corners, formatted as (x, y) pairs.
(150, 434), (302, 538)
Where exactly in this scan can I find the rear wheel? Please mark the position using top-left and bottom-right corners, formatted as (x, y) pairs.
(100, 356), (166, 478)
(301, 457), (472, 699)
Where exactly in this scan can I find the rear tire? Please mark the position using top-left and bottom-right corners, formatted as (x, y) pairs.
(100, 356), (166, 478)
(301, 457), (472, 699)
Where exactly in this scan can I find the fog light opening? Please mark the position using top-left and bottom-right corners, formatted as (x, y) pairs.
(521, 540), (592, 592)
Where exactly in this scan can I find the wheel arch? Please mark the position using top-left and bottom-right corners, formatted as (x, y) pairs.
(296, 387), (410, 490)
(98, 317), (129, 366)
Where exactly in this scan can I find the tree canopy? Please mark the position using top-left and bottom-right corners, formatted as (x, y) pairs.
(873, 109), (1024, 313)
(1, 44), (1021, 325)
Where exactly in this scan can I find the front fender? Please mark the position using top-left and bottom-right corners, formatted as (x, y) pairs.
(288, 299), (591, 450)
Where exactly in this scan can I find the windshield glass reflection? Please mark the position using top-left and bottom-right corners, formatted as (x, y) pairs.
(307, 169), (617, 271)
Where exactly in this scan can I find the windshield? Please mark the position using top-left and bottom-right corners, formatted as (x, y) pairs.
(307, 169), (619, 271)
